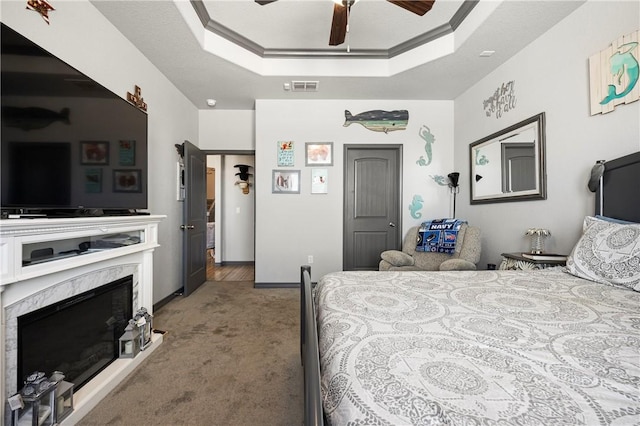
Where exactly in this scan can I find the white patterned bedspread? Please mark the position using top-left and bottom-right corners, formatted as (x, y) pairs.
(314, 269), (640, 425)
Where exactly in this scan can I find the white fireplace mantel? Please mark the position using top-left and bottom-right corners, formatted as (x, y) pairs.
(0, 214), (165, 424)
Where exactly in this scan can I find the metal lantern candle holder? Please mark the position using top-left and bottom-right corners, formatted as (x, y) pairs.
(134, 307), (153, 350)
(525, 228), (551, 254)
(118, 319), (141, 358)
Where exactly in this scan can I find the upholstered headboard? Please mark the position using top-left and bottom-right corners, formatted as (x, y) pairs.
(595, 151), (640, 223)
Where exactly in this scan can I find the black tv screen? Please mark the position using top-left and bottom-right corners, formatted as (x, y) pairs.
(1, 23), (148, 214)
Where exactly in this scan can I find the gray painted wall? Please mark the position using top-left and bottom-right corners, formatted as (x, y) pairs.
(4, 0), (638, 293)
(454, 0), (640, 269)
(1, 0), (199, 304)
(254, 100), (455, 283)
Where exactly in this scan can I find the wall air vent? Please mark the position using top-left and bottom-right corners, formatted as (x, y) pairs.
(291, 81), (319, 92)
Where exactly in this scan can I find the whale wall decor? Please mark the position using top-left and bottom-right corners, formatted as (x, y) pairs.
(343, 109), (408, 133)
(589, 29), (640, 115)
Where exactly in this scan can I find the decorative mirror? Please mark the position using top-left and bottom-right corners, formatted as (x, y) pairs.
(470, 112), (546, 204)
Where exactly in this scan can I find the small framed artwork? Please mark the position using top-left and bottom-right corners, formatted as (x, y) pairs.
(113, 169), (142, 192)
(118, 140), (136, 166)
(305, 142), (333, 166)
(80, 141), (109, 165)
(277, 141), (294, 166)
(311, 168), (328, 194)
(84, 168), (102, 193)
(272, 169), (300, 194)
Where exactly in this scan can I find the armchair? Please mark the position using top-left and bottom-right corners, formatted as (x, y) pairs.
(379, 224), (481, 271)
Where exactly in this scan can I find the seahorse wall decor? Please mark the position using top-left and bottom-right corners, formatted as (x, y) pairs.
(409, 195), (424, 219)
(430, 175), (448, 186)
(416, 125), (435, 167)
(589, 30), (640, 115)
(474, 148), (489, 166)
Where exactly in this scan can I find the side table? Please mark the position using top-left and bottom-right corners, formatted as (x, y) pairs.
(499, 253), (567, 270)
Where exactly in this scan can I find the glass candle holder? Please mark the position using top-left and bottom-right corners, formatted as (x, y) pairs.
(525, 228), (550, 254)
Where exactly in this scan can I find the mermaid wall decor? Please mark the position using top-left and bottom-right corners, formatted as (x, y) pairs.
(589, 30), (640, 115)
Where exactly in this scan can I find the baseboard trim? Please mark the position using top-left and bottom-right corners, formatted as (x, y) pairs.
(219, 261), (254, 266)
(254, 282), (300, 289)
(153, 291), (180, 312)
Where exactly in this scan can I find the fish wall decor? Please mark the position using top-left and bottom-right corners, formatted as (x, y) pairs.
(343, 109), (408, 133)
(2, 106), (70, 131)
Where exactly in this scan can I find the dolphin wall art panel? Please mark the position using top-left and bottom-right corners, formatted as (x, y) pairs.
(589, 29), (640, 115)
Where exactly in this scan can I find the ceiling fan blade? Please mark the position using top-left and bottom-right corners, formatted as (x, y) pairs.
(387, 0), (435, 16)
(255, 0), (277, 5)
(329, 3), (348, 46)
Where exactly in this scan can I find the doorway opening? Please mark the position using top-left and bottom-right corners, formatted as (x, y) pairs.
(205, 152), (255, 282)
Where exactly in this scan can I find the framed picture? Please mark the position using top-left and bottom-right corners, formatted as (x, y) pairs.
(113, 169), (142, 193)
(305, 142), (333, 166)
(311, 168), (328, 194)
(272, 169), (300, 194)
(80, 141), (109, 165)
(277, 141), (294, 167)
(84, 168), (102, 193)
(118, 140), (136, 166)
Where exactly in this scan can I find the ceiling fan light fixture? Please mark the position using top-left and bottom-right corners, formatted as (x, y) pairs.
(332, 0), (357, 5)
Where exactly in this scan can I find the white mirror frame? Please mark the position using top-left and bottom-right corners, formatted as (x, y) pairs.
(470, 112), (546, 204)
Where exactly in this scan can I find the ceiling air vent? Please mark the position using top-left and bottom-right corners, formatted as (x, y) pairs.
(291, 81), (319, 92)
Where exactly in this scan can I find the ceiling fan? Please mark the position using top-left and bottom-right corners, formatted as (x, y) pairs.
(255, 0), (436, 47)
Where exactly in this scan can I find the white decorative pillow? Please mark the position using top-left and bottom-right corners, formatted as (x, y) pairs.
(566, 218), (640, 291)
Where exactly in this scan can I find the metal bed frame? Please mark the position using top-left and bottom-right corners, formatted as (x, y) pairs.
(300, 151), (640, 425)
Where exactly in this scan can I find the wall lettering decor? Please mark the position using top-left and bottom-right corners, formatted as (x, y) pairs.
(126, 85), (147, 112)
(483, 81), (517, 119)
(589, 30), (639, 115)
(416, 125), (435, 166)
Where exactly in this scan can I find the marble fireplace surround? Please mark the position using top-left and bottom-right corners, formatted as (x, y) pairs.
(0, 215), (165, 424)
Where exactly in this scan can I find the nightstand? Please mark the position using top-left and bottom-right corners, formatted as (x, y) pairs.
(499, 253), (567, 270)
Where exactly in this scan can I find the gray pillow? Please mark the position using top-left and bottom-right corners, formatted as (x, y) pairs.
(380, 250), (414, 267)
(566, 217), (640, 291)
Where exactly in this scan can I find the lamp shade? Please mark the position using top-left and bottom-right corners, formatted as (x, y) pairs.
(448, 172), (460, 188)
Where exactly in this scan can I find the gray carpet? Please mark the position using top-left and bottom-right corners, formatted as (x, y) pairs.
(79, 281), (302, 425)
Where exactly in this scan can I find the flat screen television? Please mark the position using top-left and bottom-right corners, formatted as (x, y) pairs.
(1, 23), (148, 216)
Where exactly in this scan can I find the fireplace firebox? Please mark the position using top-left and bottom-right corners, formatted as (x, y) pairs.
(17, 276), (133, 392)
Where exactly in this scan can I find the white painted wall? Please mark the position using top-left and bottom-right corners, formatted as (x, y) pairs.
(255, 100), (454, 283)
(0, 0), (199, 303)
(454, 0), (640, 269)
(199, 110), (255, 150)
(221, 155), (255, 262)
(200, 110), (256, 262)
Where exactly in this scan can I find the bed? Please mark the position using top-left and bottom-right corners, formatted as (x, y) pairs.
(301, 151), (640, 425)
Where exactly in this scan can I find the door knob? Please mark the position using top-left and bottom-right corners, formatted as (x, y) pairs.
(389, 222), (396, 227)
(180, 225), (195, 230)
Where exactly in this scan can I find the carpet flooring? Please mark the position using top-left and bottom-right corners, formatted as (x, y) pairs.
(78, 281), (302, 425)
